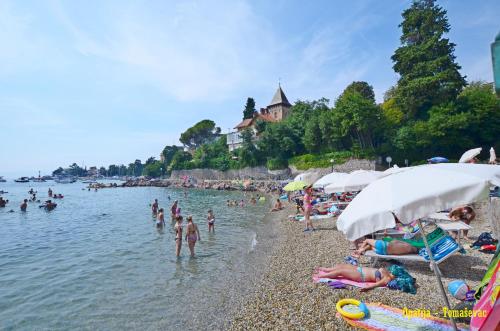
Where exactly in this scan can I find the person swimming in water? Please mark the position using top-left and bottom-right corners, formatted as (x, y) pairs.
(156, 208), (165, 227)
(185, 216), (201, 257)
(0, 197), (8, 208)
(207, 209), (215, 233)
(174, 215), (183, 257)
(20, 199), (28, 211)
(151, 199), (159, 217)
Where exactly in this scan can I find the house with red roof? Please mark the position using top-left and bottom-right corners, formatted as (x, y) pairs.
(227, 85), (292, 151)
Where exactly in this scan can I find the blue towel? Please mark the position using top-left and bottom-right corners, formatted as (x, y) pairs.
(418, 236), (459, 262)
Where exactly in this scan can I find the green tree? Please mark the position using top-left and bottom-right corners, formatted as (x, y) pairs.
(170, 151), (193, 170)
(333, 89), (382, 150)
(238, 129), (260, 167)
(344, 81), (375, 102)
(243, 97), (256, 119)
(143, 160), (163, 177)
(392, 0), (466, 120)
(161, 145), (181, 167)
(99, 167), (107, 177)
(52, 167), (64, 176)
(180, 119), (220, 149)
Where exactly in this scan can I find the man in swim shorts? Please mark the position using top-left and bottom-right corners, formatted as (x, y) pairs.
(151, 199), (158, 217)
(353, 238), (418, 258)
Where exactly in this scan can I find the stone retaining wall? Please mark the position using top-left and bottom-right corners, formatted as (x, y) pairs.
(170, 158), (376, 181)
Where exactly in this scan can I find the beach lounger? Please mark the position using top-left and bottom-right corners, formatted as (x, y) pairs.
(365, 235), (462, 275)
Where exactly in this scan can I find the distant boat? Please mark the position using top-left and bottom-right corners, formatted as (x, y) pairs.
(54, 176), (77, 184)
(32, 177), (46, 182)
(0, 176), (6, 182)
(81, 179), (97, 184)
(15, 177), (30, 183)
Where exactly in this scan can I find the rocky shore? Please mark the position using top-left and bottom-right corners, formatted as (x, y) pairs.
(92, 178), (285, 193)
(227, 203), (493, 330)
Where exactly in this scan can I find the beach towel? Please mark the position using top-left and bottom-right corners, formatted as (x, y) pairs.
(312, 274), (385, 289)
(418, 236), (459, 262)
(289, 214), (333, 222)
(338, 302), (468, 331)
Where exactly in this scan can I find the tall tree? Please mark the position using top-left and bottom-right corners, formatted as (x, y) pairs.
(392, 0), (466, 119)
(161, 145), (181, 166)
(180, 119), (220, 149)
(344, 81), (376, 103)
(243, 97), (256, 120)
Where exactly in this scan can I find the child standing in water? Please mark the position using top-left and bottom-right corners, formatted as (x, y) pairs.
(207, 209), (215, 233)
(174, 215), (183, 257)
(185, 216), (201, 257)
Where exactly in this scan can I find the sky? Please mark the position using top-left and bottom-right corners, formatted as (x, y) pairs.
(0, 0), (498, 177)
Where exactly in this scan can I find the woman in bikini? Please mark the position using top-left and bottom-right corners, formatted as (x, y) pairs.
(174, 215), (183, 257)
(207, 209), (215, 233)
(353, 238), (418, 258)
(314, 264), (394, 292)
(185, 216), (201, 257)
(303, 185), (315, 232)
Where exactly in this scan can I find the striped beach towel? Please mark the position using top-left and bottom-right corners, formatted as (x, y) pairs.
(418, 236), (459, 262)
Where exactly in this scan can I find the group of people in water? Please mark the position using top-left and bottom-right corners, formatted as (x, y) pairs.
(0, 188), (59, 211)
(151, 197), (210, 258)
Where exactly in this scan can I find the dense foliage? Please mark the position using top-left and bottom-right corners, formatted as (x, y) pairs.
(243, 97), (256, 120)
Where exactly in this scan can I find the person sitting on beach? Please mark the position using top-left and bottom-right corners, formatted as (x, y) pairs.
(185, 216), (201, 257)
(449, 205), (475, 241)
(171, 200), (178, 221)
(156, 208), (165, 227)
(20, 199), (28, 211)
(174, 215), (183, 257)
(314, 264), (395, 292)
(353, 238), (418, 258)
(151, 199), (159, 217)
(207, 209), (215, 233)
(271, 199), (283, 212)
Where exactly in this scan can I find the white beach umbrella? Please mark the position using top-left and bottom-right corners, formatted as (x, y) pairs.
(490, 147), (497, 164)
(432, 163), (500, 186)
(324, 170), (383, 193)
(459, 147), (482, 163)
(337, 164), (497, 330)
(313, 172), (348, 189)
(337, 166), (491, 241)
(294, 172), (322, 185)
(379, 165), (414, 178)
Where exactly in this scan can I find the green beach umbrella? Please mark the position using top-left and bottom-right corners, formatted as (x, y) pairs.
(283, 180), (307, 192)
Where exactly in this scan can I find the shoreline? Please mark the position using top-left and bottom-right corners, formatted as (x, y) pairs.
(227, 203), (493, 330)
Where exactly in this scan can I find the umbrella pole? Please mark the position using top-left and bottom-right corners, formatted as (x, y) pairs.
(416, 219), (457, 331)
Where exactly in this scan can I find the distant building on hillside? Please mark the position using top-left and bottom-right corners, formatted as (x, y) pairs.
(227, 85), (292, 152)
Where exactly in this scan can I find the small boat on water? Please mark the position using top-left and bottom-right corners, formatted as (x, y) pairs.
(15, 177), (30, 183)
(54, 176), (77, 184)
(0, 176), (6, 182)
(32, 177), (46, 182)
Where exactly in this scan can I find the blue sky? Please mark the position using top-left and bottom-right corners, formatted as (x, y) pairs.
(0, 0), (498, 177)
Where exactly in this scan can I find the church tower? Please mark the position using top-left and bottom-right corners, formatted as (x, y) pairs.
(266, 84), (292, 121)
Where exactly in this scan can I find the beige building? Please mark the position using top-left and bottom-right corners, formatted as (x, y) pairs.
(228, 85), (292, 151)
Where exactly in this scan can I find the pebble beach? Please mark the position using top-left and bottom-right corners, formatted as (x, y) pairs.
(227, 203), (495, 330)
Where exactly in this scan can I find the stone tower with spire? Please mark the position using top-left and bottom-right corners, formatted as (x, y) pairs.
(265, 84), (292, 121)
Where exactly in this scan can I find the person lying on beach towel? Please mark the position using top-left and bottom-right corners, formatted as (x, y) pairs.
(314, 264), (394, 292)
(353, 239), (418, 258)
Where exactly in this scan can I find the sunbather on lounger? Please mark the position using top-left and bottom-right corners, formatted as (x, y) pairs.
(314, 264), (394, 292)
(353, 239), (418, 258)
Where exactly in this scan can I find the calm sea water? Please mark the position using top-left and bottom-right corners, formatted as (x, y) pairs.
(0, 180), (271, 330)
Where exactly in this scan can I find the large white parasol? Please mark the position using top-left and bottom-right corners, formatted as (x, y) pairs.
(459, 147), (482, 163)
(313, 172), (348, 189)
(294, 172), (322, 185)
(324, 170), (383, 193)
(337, 164), (500, 330)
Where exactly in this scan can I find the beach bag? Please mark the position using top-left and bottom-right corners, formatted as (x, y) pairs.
(387, 265), (416, 294)
(472, 232), (497, 248)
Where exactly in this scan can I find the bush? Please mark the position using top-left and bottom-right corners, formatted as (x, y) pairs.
(266, 157), (288, 170)
(288, 151), (373, 170)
